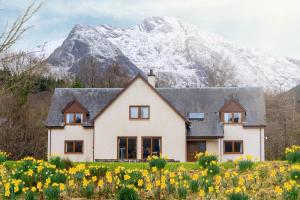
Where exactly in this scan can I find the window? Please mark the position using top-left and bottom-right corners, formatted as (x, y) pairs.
(224, 141), (243, 154)
(223, 112), (242, 123)
(189, 112), (205, 121)
(142, 137), (162, 159)
(65, 141), (83, 153)
(117, 137), (137, 159)
(129, 106), (150, 119)
(65, 113), (83, 124)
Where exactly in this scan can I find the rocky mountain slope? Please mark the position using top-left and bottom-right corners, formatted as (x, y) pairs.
(48, 17), (300, 89)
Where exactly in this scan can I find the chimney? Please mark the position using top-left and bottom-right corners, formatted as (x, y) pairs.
(147, 69), (156, 87)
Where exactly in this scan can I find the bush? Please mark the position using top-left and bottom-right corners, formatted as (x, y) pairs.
(148, 156), (167, 170)
(285, 145), (300, 164)
(227, 192), (249, 200)
(117, 187), (139, 200)
(197, 152), (218, 168)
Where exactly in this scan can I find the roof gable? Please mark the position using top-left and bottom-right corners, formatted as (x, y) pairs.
(91, 74), (187, 123)
(62, 99), (89, 114)
(218, 98), (246, 113)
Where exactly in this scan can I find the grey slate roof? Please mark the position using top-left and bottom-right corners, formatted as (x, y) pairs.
(46, 87), (265, 137)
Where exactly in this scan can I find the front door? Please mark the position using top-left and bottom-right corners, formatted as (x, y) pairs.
(187, 141), (206, 162)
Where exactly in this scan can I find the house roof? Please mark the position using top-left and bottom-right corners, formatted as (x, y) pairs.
(46, 79), (266, 137)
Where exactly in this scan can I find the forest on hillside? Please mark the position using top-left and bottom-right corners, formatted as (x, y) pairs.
(0, 2), (299, 160)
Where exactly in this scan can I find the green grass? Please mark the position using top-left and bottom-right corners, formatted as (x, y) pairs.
(4, 160), (287, 171)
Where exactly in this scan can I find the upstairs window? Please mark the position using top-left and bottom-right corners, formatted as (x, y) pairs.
(223, 112), (242, 123)
(129, 106), (150, 119)
(65, 141), (83, 153)
(65, 113), (83, 124)
(189, 112), (205, 121)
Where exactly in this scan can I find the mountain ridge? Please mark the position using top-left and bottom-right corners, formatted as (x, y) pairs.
(47, 16), (300, 89)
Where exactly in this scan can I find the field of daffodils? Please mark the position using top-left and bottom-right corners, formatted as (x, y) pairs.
(0, 146), (300, 200)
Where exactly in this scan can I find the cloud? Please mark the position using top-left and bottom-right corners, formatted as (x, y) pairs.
(1, 0), (300, 58)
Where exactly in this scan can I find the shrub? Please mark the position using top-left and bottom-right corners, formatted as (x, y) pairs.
(0, 151), (9, 163)
(148, 156), (167, 170)
(285, 145), (300, 164)
(283, 183), (299, 200)
(25, 191), (35, 200)
(117, 187), (139, 200)
(227, 192), (249, 200)
(197, 152), (218, 169)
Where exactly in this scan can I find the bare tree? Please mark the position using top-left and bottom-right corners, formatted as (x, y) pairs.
(77, 56), (99, 87)
(0, 2), (42, 54)
(98, 63), (131, 88)
(265, 90), (300, 160)
(204, 55), (237, 87)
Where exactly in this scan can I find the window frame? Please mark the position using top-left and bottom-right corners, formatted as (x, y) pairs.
(65, 113), (84, 125)
(223, 112), (242, 124)
(129, 106), (150, 120)
(117, 136), (137, 159)
(141, 136), (162, 159)
(223, 140), (243, 154)
(64, 140), (84, 154)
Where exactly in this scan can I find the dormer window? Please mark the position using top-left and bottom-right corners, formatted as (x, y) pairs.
(219, 98), (246, 124)
(62, 99), (88, 125)
(224, 112), (242, 124)
(66, 113), (83, 124)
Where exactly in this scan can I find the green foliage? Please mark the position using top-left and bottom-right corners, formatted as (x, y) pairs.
(290, 169), (300, 181)
(44, 186), (60, 200)
(72, 78), (84, 88)
(207, 164), (220, 176)
(286, 151), (300, 164)
(81, 183), (95, 199)
(198, 154), (218, 168)
(189, 180), (200, 193)
(177, 186), (188, 199)
(50, 172), (67, 184)
(0, 151), (9, 164)
(258, 166), (269, 179)
(24, 191), (35, 200)
(49, 156), (66, 169)
(117, 187), (139, 200)
(283, 186), (299, 200)
(149, 157), (167, 170)
(238, 160), (254, 171)
(227, 192), (249, 200)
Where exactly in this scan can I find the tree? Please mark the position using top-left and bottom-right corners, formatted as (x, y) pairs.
(98, 63), (131, 88)
(204, 55), (238, 87)
(0, 2), (42, 54)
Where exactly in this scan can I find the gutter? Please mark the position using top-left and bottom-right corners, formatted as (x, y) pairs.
(259, 128), (262, 161)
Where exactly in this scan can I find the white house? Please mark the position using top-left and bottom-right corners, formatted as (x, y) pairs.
(46, 72), (266, 162)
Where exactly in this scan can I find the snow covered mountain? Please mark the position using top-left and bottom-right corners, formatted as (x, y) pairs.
(48, 16), (300, 89)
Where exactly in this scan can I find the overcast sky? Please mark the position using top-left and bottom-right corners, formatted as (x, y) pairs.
(1, 0), (300, 58)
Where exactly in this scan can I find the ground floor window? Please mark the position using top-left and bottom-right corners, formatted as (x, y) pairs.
(65, 141), (83, 153)
(117, 137), (137, 159)
(142, 137), (162, 159)
(224, 140), (243, 154)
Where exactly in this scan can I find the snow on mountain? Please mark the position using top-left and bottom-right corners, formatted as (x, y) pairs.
(48, 16), (300, 89)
